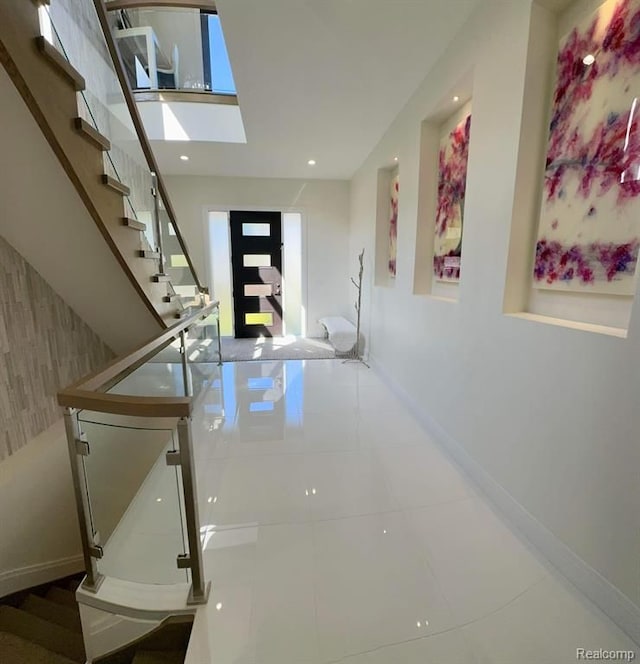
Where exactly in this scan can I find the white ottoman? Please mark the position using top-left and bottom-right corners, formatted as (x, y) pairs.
(318, 316), (357, 353)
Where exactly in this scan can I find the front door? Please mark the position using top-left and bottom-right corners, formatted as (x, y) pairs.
(230, 211), (283, 338)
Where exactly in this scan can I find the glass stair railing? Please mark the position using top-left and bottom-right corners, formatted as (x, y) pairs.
(106, 3), (236, 98)
(59, 302), (222, 604)
(34, 0), (206, 324)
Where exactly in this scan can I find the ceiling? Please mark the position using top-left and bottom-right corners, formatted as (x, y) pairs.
(151, 0), (481, 180)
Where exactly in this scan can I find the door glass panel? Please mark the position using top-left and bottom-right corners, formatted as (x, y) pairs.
(242, 223), (271, 237)
(244, 284), (273, 297)
(245, 312), (273, 326)
(243, 254), (272, 267)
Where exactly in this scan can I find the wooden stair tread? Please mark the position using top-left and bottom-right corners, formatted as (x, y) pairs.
(0, 606), (84, 663)
(0, 631), (76, 664)
(132, 651), (185, 664)
(101, 174), (130, 196)
(123, 217), (146, 231)
(73, 117), (111, 151)
(21, 594), (81, 633)
(45, 586), (77, 609)
(35, 37), (85, 91)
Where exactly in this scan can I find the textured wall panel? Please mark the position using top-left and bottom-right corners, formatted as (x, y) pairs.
(0, 236), (113, 459)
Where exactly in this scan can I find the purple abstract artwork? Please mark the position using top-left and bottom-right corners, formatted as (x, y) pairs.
(434, 113), (471, 282)
(388, 171), (399, 277)
(534, 0), (640, 294)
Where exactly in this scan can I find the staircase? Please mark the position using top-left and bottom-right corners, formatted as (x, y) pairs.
(0, 575), (192, 664)
(0, 576), (85, 663)
(0, 0), (203, 349)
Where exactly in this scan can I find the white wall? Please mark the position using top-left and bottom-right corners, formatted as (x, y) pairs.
(0, 421), (83, 596)
(165, 176), (351, 337)
(349, 0), (640, 622)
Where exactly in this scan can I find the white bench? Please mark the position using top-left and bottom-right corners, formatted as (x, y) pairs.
(318, 316), (357, 353)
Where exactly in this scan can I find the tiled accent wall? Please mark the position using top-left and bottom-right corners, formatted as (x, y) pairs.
(0, 236), (113, 460)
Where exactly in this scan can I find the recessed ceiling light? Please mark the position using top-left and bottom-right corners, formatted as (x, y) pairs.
(583, 54), (595, 66)
(308, 159), (316, 166)
(180, 155), (189, 161)
(453, 96), (460, 102)
(394, 156), (399, 162)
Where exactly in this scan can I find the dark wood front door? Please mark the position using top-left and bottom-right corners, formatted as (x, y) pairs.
(230, 211), (283, 338)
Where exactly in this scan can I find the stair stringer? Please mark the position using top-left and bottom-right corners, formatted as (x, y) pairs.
(0, 65), (159, 352)
(0, 0), (180, 339)
(76, 580), (195, 662)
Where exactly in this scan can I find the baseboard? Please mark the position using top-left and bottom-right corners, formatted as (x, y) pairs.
(0, 554), (84, 598)
(369, 354), (640, 646)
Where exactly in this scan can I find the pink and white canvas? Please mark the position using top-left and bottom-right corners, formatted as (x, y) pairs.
(534, 0), (640, 295)
(434, 114), (471, 282)
(388, 171), (399, 277)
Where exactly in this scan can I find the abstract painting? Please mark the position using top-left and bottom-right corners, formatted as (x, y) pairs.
(388, 171), (399, 277)
(534, 0), (640, 295)
(434, 113), (472, 282)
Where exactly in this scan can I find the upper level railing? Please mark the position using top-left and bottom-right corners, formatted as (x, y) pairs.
(104, 0), (237, 99)
(38, 0), (206, 300)
(58, 301), (222, 604)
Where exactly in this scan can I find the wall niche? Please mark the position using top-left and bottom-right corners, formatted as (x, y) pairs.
(504, 0), (640, 336)
(414, 86), (473, 302)
(374, 164), (399, 287)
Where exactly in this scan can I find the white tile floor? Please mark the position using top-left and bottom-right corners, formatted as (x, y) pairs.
(184, 359), (639, 664)
(91, 358), (638, 663)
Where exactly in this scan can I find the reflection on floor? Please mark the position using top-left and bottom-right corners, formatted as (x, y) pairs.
(186, 360), (638, 664)
(220, 336), (336, 362)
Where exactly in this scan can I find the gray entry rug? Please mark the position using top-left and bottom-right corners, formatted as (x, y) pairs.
(220, 337), (336, 362)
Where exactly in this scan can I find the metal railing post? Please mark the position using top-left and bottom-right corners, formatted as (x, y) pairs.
(180, 330), (190, 397)
(63, 408), (104, 593)
(151, 172), (166, 275)
(216, 313), (223, 366)
(176, 417), (210, 605)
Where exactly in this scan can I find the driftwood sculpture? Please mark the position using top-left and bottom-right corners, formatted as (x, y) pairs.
(346, 248), (368, 367)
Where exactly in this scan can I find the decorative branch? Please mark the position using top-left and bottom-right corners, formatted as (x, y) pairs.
(351, 249), (365, 361)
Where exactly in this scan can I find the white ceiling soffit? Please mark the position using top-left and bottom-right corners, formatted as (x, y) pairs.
(138, 101), (246, 143)
(153, 0), (481, 179)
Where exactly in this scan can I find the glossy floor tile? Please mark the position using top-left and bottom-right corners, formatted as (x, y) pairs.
(186, 359), (638, 663)
(313, 511), (456, 662)
(103, 358), (639, 663)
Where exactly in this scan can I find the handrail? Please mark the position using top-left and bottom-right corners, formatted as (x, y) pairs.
(92, 0), (206, 294)
(57, 301), (219, 416)
(60, 298), (218, 604)
(105, 0), (216, 9)
(134, 90), (238, 105)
